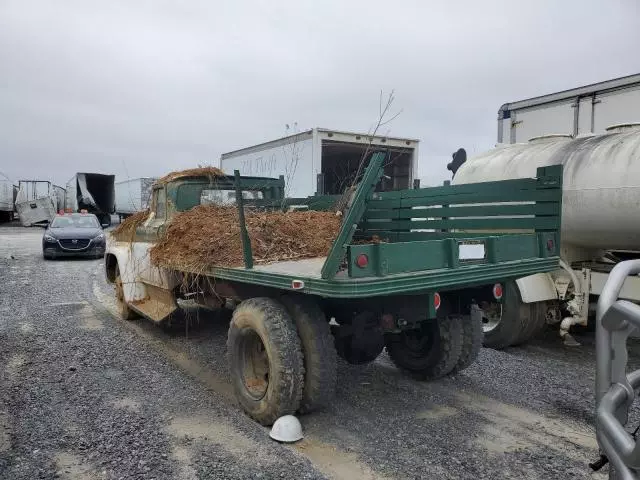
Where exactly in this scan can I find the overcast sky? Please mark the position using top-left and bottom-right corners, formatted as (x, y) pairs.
(1, 0), (638, 188)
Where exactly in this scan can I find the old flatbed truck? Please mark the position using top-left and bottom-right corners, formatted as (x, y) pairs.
(105, 152), (563, 425)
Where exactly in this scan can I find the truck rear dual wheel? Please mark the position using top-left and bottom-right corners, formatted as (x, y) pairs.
(452, 311), (483, 374)
(280, 295), (337, 414)
(227, 296), (337, 424)
(385, 315), (464, 380)
(482, 281), (547, 349)
(227, 298), (305, 426)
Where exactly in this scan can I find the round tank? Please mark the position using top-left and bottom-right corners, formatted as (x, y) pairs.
(452, 124), (640, 250)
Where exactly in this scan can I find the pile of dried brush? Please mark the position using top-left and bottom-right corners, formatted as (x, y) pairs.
(155, 166), (224, 184)
(111, 209), (150, 242)
(149, 205), (342, 271)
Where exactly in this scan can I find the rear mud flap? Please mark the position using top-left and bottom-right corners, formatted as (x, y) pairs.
(131, 283), (178, 322)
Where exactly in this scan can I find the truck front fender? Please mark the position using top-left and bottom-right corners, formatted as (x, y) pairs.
(105, 241), (149, 304)
(515, 273), (558, 303)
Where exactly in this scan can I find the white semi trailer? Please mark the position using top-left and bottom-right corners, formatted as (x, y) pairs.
(451, 73), (640, 348)
(114, 177), (156, 220)
(220, 128), (419, 198)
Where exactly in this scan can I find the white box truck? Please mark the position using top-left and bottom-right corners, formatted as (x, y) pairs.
(114, 177), (156, 220)
(220, 128), (419, 198)
(497, 73), (640, 143)
(450, 73), (640, 348)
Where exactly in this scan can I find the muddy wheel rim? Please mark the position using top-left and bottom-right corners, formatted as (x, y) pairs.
(239, 329), (269, 400)
(482, 303), (503, 334)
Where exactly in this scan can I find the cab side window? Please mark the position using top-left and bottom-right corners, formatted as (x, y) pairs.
(155, 187), (166, 219)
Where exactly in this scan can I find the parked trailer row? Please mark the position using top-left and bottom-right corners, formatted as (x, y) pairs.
(114, 177), (156, 220)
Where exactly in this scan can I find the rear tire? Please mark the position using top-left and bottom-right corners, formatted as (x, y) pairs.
(482, 281), (547, 349)
(281, 295), (337, 413)
(385, 315), (463, 380)
(227, 298), (304, 426)
(451, 311), (483, 374)
(115, 266), (138, 321)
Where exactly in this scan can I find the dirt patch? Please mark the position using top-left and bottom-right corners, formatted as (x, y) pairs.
(110, 397), (141, 413)
(19, 322), (34, 334)
(170, 445), (198, 480)
(415, 404), (458, 421)
(461, 393), (597, 458)
(54, 452), (99, 480)
(6, 353), (26, 377)
(294, 439), (390, 480)
(167, 415), (275, 464)
(150, 205), (342, 270)
(78, 305), (103, 331)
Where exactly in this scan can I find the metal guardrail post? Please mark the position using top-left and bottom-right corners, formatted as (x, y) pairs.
(595, 260), (640, 479)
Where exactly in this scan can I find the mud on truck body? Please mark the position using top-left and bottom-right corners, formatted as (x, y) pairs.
(105, 152), (563, 425)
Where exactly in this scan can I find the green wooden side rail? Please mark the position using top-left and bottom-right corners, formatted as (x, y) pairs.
(359, 165), (562, 239)
(337, 164), (563, 279)
(229, 157), (562, 284)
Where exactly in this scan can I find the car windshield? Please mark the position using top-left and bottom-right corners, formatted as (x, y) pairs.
(51, 216), (100, 228)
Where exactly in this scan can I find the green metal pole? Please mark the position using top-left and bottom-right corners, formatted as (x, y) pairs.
(234, 170), (253, 269)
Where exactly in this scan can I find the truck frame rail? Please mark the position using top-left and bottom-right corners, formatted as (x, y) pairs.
(596, 259), (640, 479)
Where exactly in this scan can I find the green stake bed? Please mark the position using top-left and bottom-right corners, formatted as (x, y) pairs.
(197, 152), (562, 299)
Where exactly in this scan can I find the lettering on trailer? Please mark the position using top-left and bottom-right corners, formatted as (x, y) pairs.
(241, 154), (278, 177)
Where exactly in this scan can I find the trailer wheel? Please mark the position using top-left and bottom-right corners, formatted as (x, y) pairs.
(385, 315), (463, 380)
(451, 312), (483, 374)
(227, 298), (304, 426)
(115, 266), (138, 321)
(281, 295), (337, 413)
(482, 281), (546, 349)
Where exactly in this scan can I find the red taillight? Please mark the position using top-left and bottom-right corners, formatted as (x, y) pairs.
(291, 279), (305, 290)
(547, 239), (554, 251)
(355, 254), (369, 269)
(434, 292), (441, 311)
(380, 313), (395, 330)
(493, 283), (503, 300)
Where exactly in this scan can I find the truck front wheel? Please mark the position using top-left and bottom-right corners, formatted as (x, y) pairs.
(281, 295), (337, 413)
(384, 315), (463, 380)
(227, 298), (304, 426)
(115, 266), (138, 321)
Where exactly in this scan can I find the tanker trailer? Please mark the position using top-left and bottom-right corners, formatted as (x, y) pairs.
(450, 123), (640, 348)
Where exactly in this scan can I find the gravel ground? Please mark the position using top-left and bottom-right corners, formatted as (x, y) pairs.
(0, 223), (632, 479)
